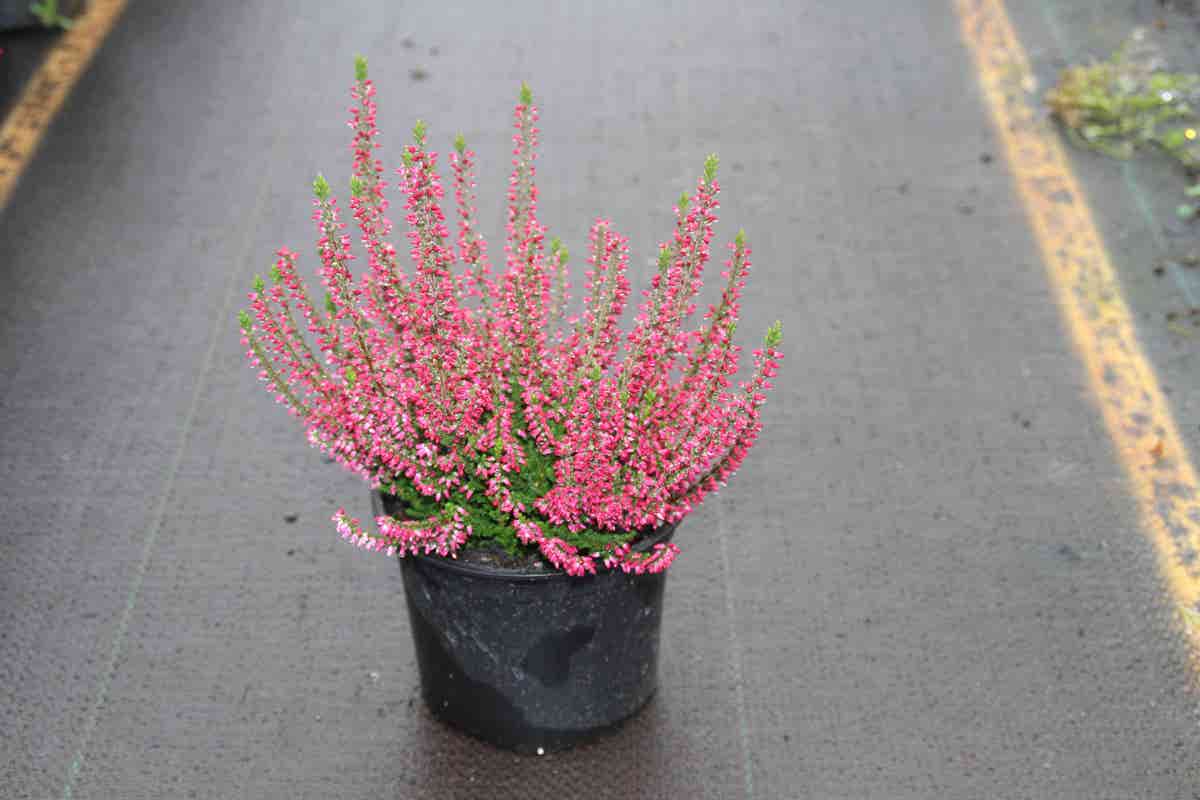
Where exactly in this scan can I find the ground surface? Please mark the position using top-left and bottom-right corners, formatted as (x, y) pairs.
(1011, 0), (1200, 464)
(0, 26), (58, 122)
(2, 1), (1200, 798)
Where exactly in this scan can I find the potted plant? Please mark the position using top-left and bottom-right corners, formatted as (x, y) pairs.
(238, 57), (783, 754)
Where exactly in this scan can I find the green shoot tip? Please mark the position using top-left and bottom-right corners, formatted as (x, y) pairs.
(519, 82), (533, 106)
(735, 228), (746, 248)
(238, 310), (253, 333)
(313, 173), (330, 200)
(252, 275), (266, 294)
(678, 192), (690, 211)
(703, 153), (719, 183)
(413, 119), (427, 145)
(765, 320), (783, 348)
(657, 245), (672, 271)
(354, 55), (368, 82)
(454, 133), (466, 154)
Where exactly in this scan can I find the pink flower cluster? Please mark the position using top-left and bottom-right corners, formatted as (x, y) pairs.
(239, 59), (782, 575)
(335, 506), (470, 558)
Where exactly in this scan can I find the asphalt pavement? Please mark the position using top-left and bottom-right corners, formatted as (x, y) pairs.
(2, 1), (1199, 798)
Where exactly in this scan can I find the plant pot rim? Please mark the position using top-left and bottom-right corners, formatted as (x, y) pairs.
(371, 491), (678, 582)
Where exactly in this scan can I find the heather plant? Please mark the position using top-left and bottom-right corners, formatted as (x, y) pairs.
(239, 58), (783, 576)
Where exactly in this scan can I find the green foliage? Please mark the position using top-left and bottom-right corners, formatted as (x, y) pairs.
(238, 310), (253, 333)
(678, 192), (690, 212)
(519, 82), (533, 106)
(382, 388), (639, 558)
(765, 320), (783, 349)
(312, 174), (331, 201)
(549, 236), (569, 265)
(30, 0), (73, 29)
(252, 275), (266, 294)
(412, 119), (428, 146)
(703, 153), (719, 184)
(657, 244), (672, 272)
(734, 228), (746, 249)
(354, 55), (369, 82)
(1048, 55), (1199, 163)
(637, 387), (658, 420)
(454, 133), (467, 154)
(1047, 30), (1200, 214)
(385, 437), (637, 557)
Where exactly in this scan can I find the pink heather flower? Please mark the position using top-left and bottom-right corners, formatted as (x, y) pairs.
(240, 66), (782, 575)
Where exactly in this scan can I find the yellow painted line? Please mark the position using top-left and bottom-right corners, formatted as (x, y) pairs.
(0, 0), (128, 210)
(955, 0), (1200, 672)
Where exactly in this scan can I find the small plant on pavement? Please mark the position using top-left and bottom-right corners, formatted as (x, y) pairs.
(237, 58), (783, 576)
(29, 0), (74, 29)
(1047, 28), (1200, 218)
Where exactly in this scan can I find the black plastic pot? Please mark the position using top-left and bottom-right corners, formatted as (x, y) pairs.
(375, 493), (675, 754)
